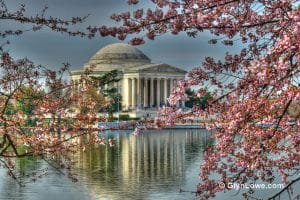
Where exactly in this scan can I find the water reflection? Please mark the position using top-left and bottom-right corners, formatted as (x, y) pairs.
(0, 129), (212, 200)
(74, 129), (211, 200)
(1, 129), (295, 200)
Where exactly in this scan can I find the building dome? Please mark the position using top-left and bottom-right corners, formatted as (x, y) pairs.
(87, 43), (151, 67)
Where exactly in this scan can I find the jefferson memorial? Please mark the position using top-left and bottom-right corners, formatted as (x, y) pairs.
(71, 43), (186, 117)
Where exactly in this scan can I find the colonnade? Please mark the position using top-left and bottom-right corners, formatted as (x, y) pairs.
(72, 76), (186, 111)
(124, 77), (184, 110)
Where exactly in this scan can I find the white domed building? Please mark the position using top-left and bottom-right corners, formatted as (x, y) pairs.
(71, 43), (186, 118)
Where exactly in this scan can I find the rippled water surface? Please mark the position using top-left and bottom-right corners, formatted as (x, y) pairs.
(0, 129), (297, 200)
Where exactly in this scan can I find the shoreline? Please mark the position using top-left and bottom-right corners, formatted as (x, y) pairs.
(99, 121), (206, 130)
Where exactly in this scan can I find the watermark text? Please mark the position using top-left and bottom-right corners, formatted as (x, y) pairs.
(219, 182), (285, 190)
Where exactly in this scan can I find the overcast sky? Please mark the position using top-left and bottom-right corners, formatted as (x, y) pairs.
(3, 0), (242, 72)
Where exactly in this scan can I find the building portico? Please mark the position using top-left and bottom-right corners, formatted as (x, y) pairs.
(123, 75), (184, 110)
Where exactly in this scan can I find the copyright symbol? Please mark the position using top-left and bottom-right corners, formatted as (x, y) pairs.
(219, 182), (226, 189)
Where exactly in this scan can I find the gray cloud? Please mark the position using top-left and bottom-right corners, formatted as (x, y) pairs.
(2, 0), (243, 72)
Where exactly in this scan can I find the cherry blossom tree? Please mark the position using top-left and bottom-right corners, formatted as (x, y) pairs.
(0, 1), (110, 185)
(99, 0), (300, 199)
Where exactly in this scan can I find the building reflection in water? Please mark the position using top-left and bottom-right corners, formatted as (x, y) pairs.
(74, 129), (212, 200)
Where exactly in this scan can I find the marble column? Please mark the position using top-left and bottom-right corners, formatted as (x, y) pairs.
(156, 78), (161, 107)
(144, 78), (148, 107)
(132, 78), (136, 108)
(150, 78), (154, 107)
(164, 78), (168, 105)
(137, 78), (141, 108)
(167, 79), (170, 97)
(128, 78), (132, 108)
(123, 78), (128, 109)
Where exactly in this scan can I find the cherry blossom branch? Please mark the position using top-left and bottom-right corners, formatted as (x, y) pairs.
(268, 176), (300, 200)
(0, 0), (89, 37)
(137, 0), (240, 28)
(0, 159), (24, 186)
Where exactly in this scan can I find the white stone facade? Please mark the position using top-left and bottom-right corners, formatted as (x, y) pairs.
(71, 43), (186, 118)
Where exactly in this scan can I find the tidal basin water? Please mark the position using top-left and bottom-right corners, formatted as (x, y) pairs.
(0, 129), (297, 200)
